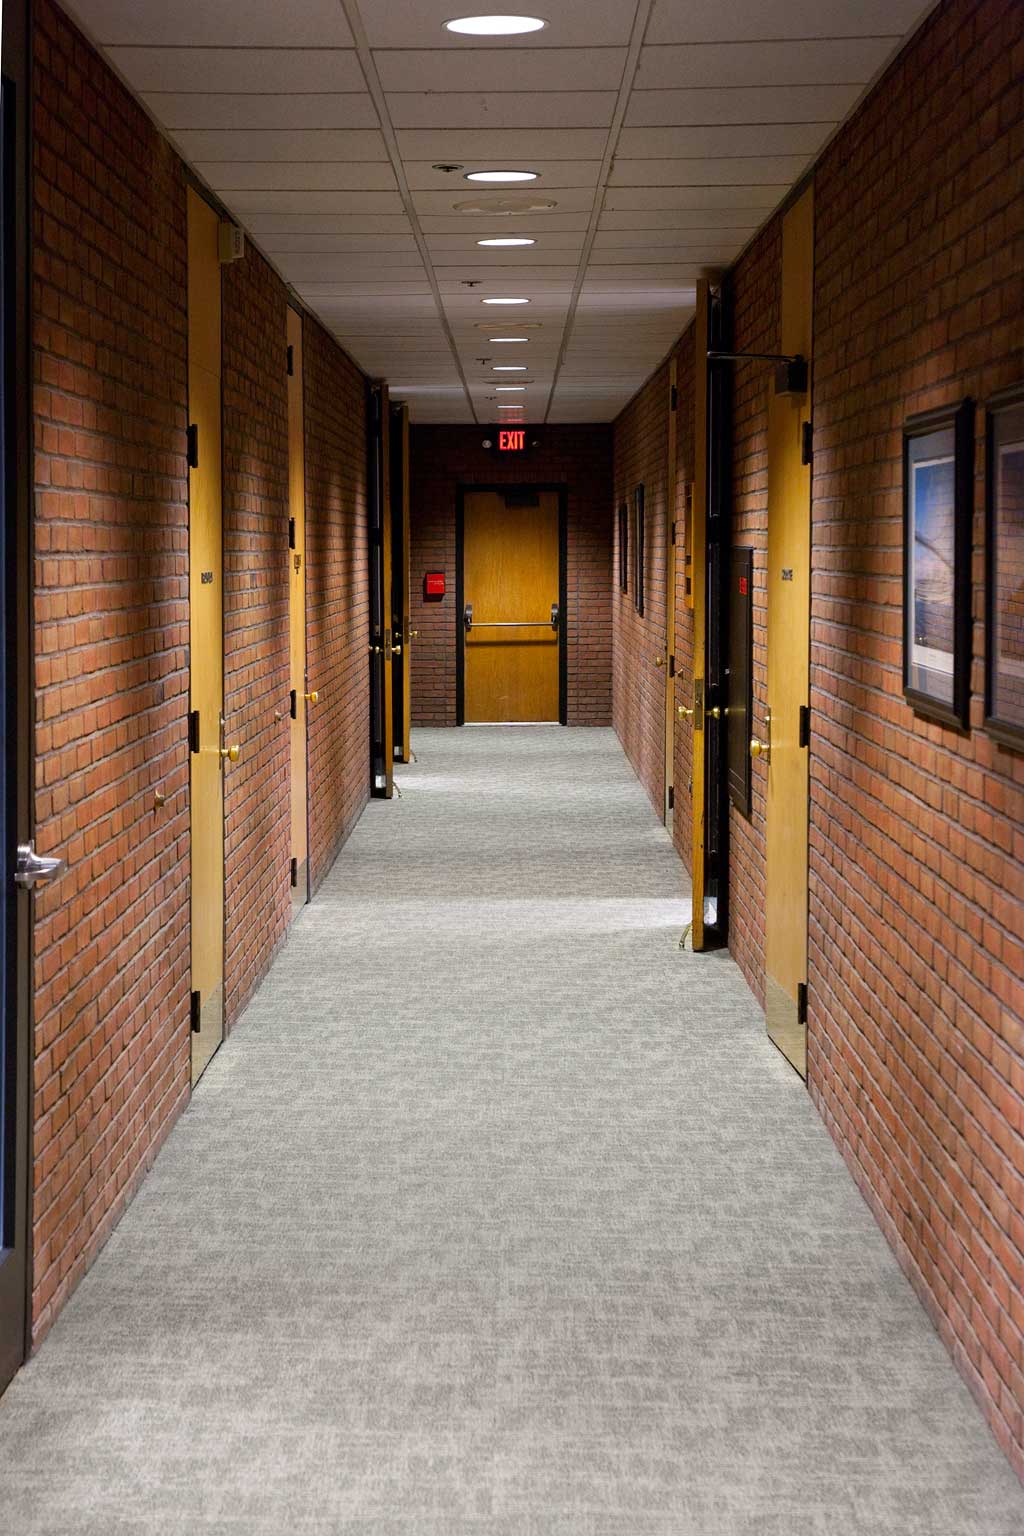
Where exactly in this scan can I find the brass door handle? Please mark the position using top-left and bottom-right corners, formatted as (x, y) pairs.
(368, 644), (382, 654)
(708, 706), (722, 720)
(220, 744), (241, 764)
(677, 705), (693, 720)
(392, 645), (402, 656)
(654, 656), (665, 668)
(304, 690), (318, 704)
(749, 737), (769, 761)
(409, 630), (419, 639)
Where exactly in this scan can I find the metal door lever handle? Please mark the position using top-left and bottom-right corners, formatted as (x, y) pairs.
(15, 842), (68, 889)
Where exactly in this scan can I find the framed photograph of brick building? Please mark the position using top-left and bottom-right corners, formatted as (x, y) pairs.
(902, 399), (974, 728)
(985, 385), (1024, 749)
(634, 484), (645, 616)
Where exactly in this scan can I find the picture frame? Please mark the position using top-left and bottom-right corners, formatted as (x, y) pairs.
(634, 484), (645, 616)
(902, 398), (974, 728)
(618, 501), (628, 593)
(984, 383), (1024, 750)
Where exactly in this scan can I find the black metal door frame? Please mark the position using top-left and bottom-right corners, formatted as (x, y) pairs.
(701, 282), (732, 947)
(454, 483), (568, 727)
(367, 383), (390, 795)
(1, 0), (34, 1397)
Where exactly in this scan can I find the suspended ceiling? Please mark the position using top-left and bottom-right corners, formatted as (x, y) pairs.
(67, 0), (935, 425)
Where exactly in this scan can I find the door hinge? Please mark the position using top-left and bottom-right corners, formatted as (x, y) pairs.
(188, 709), (200, 754)
(801, 420), (813, 466)
(799, 703), (810, 748)
(190, 990), (201, 1033)
(289, 517), (296, 550)
(290, 856), (298, 888)
(670, 383), (678, 412)
(667, 785), (674, 810)
(186, 423), (199, 469)
(290, 688), (297, 720)
(287, 343), (294, 377)
(797, 981), (808, 1025)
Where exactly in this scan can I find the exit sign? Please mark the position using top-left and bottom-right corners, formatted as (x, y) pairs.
(498, 428), (526, 452)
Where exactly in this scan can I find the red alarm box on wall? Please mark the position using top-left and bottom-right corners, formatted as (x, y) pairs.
(424, 571), (445, 599)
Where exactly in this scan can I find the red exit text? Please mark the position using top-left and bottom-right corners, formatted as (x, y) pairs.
(498, 429), (526, 451)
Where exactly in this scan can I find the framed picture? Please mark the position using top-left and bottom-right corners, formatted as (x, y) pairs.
(902, 399), (974, 728)
(618, 502), (628, 592)
(634, 484), (645, 616)
(985, 384), (1024, 749)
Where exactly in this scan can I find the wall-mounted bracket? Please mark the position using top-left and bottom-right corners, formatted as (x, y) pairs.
(707, 350), (808, 396)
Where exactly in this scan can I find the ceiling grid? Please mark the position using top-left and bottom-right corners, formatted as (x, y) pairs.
(67, 0), (938, 424)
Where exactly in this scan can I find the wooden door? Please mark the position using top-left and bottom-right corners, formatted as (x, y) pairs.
(664, 357), (678, 828)
(762, 184), (814, 1077)
(462, 490), (560, 723)
(390, 401), (411, 763)
(187, 188), (225, 1085)
(287, 308), (308, 909)
(369, 384), (393, 796)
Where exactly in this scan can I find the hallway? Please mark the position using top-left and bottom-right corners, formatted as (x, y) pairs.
(0, 729), (1019, 1533)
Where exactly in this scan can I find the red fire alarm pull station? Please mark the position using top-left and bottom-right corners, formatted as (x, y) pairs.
(424, 571), (445, 599)
(498, 428), (526, 452)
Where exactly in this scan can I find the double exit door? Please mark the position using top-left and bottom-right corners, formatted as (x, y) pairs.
(459, 489), (563, 724)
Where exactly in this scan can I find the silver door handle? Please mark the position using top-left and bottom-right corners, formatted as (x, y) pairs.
(15, 842), (68, 889)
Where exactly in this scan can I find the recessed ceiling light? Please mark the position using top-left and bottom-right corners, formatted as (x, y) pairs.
(444, 15), (546, 35)
(489, 336), (530, 342)
(476, 237), (535, 247)
(465, 170), (538, 184)
(482, 297), (530, 305)
(495, 385), (526, 391)
(492, 365), (527, 371)
(498, 404), (525, 409)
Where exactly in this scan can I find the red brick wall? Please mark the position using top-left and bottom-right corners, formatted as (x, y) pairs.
(303, 318), (370, 886)
(611, 0), (1024, 1478)
(671, 331), (696, 871)
(221, 249), (292, 1024)
(30, 0), (191, 1341)
(808, 0), (1024, 1477)
(28, 0), (373, 1347)
(612, 365), (670, 815)
(408, 425), (612, 727)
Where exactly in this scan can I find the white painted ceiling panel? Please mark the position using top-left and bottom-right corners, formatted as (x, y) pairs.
(145, 95), (380, 133)
(73, 0), (934, 423)
(646, 0), (932, 45)
(626, 84), (862, 127)
(376, 48), (629, 93)
(634, 38), (905, 91)
(107, 48), (368, 94)
(387, 93), (617, 130)
(67, 0), (354, 47)
(362, 0), (634, 48)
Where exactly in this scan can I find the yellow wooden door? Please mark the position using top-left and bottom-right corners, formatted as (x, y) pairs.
(664, 356), (678, 828)
(393, 402), (411, 763)
(287, 308), (308, 909)
(763, 184), (814, 1077)
(187, 188), (225, 1084)
(688, 281), (711, 949)
(463, 490), (559, 723)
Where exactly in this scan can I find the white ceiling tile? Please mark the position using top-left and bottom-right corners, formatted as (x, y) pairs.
(427, 231), (586, 251)
(199, 163), (398, 192)
(617, 124), (833, 158)
(396, 129), (609, 161)
(144, 93), (379, 132)
(635, 38), (903, 90)
(598, 207), (771, 229)
(387, 92), (617, 130)
(582, 263), (723, 281)
(604, 185), (786, 210)
(405, 160), (602, 191)
(275, 256), (427, 280)
(106, 47), (367, 94)
(609, 157), (812, 187)
(223, 191), (406, 214)
(174, 129), (388, 162)
(376, 47), (628, 93)
(592, 228), (755, 249)
(645, 0), (932, 45)
(626, 83), (861, 126)
(363, 0), (633, 48)
(244, 214), (413, 234)
(259, 234), (419, 253)
(69, 0), (354, 46)
(419, 212), (592, 233)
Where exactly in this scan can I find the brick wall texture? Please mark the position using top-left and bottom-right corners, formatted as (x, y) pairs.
(29, 0), (370, 1345)
(611, 0), (1024, 1479)
(407, 425), (613, 727)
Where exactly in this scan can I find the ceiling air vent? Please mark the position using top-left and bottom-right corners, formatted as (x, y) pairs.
(452, 195), (558, 216)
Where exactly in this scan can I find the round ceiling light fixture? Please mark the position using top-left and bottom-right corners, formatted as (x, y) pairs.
(476, 236), (536, 247)
(455, 195), (556, 215)
(482, 297), (530, 305)
(465, 170), (538, 184)
(444, 15), (546, 36)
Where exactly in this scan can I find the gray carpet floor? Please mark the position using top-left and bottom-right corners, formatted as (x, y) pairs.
(1, 726), (1021, 1534)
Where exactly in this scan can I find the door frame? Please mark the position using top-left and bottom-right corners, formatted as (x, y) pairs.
(1, 0), (35, 1396)
(454, 483), (568, 727)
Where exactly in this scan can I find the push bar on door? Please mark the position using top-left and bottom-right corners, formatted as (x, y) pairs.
(464, 604), (559, 632)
